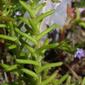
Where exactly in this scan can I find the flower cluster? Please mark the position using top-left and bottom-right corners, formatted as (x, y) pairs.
(74, 48), (85, 59)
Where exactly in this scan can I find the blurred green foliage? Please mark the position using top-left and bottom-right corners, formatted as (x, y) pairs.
(0, 0), (85, 85)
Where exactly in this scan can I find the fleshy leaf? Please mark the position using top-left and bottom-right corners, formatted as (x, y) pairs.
(16, 59), (40, 66)
(20, 68), (38, 79)
(37, 62), (63, 73)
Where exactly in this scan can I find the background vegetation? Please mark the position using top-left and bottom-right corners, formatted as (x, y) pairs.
(0, 0), (85, 85)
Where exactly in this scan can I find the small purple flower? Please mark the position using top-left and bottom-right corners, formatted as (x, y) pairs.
(74, 48), (85, 59)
